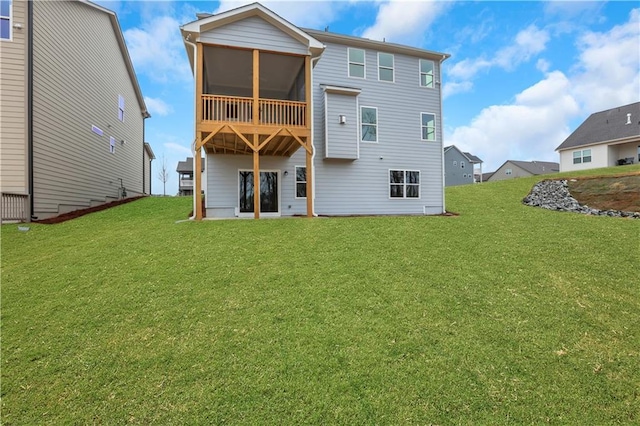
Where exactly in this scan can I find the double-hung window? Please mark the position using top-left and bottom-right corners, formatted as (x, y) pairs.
(0, 0), (11, 40)
(378, 52), (394, 82)
(390, 170), (420, 198)
(420, 59), (434, 88)
(348, 48), (365, 78)
(295, 166), (306, 198)
(505, 168), (512, 175)
(573, 149), (592, 164)
(421, 113), (436, 141)
(361, 106), (377, 142)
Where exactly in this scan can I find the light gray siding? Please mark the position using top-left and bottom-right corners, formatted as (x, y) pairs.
(488, 162), (532, 181)
(200, 16), (308, 55)
(444, 148), (474, 186)
(311, 40), (445, 215)
(324, 91), (358, 160)
(31, 1), (145, 218)
(0, 0), (28, 195)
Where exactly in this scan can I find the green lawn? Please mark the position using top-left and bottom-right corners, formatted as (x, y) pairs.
(2, 165), (639, 424)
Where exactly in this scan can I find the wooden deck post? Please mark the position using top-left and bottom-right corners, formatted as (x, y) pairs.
(194, 149), (202, 220)
(194, 42), (204, 220)
(304, 55), (313, 217)
(253, 135), (260, 219)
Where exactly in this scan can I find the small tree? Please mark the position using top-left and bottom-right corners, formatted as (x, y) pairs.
(157, 156), (170, 196)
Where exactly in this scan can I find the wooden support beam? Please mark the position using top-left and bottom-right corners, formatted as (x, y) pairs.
(196, 43), (204, 125)
(283, 127), (311, 154)
(253, 49), (259, 126)
(226, 124), (254, 150)
(253, 133), (260, 219)
(196, 125), (223, 150)
(257, 128), (284, 152)
(194, 144), (203, 220)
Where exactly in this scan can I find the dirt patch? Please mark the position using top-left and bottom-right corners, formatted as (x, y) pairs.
(34, 196), (146, 224)
(567, 173), (640, 213)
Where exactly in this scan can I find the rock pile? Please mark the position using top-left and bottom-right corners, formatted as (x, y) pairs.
(522, 179), (640, 219)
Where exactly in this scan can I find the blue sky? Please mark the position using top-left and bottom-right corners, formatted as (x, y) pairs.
(97, 0), (639, 195)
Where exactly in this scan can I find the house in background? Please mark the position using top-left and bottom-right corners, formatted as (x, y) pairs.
(443, 145), (482, 186)
(176, 157), (205, 196)
(181, 3), (449, 219)
(487, 160), (559, 182)
(556, 102), (640, 172)
(0, 0), (149, 222)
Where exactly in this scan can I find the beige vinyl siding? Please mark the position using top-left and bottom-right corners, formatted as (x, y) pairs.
(488, 162), (531, 181)
(0, 0), (28, 194)
(31, 1), (145, 218)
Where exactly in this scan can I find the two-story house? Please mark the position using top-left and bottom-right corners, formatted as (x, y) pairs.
(180, 3), (449, 219)
(443, 145), (483, 186)
(487, 160), (559, 182)
(0, 0), (150, 222)
(176, 156), (205, 196)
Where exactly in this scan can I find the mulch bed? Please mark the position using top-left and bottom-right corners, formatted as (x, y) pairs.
(33, 196), (145, 224)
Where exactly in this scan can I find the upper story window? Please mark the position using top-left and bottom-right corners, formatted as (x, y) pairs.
(378, 52), (394, 82)
(361, 106), (377, 142)
(573, 149), (592, 164)
(421, 113), (436, 141)
(460, 161), (465, 169)
(420, 59), (434, 88)
(118, 95), (125, 122)
(0, 0), (11, 40)
(348, 48), (365, 78)
(505, 168), (512, 175)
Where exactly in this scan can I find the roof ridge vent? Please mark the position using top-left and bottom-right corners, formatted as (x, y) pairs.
(626, 113), (632, 125)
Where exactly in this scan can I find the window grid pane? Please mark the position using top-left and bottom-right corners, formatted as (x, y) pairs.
(349, 48), (365, 78)
(420, 60), (434, 88)
(295, 166), (306, 198)
(361, 107), (377, 142)
(421, 113), (436, 141)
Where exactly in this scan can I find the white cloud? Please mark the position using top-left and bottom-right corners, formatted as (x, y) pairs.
(443, 81), (473, 99)
(361, 0), (450, 44)
(536, 58), (550, 73)
(571, 8), (640, 113)
(214, 0), (343, 28)
(164, 142), (192, 157)
(124, 15), (192, 83)
(447, 71), (580, 171)
(449, 25), (550, 81)
(144, 97), (173, 117)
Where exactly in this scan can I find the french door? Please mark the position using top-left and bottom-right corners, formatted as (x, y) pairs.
(238, 170), (279, 215)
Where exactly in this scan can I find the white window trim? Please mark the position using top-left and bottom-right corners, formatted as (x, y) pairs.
(419, 59), (435, 88)
(361, 106), (378, 143)
(377, 52), (394, 83)
(0, 0), (12, 41)
(505, 168), (512, 175)
(388, 169), (421, 200)
(294, 165), (306, 199)
(420, 112), (436, 141)
(348, 47), (366, 79)
(573, 149), (592, 164)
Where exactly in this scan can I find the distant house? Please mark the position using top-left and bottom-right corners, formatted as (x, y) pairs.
(479, 172), (495, 182)
(180, 3), (450, 219)
(487, 160), (559, 182)
(177, 157), (205, 196)
(443, 145), (482, 186)
(556, 102), (640, 172)
(0, 0), (149, 222)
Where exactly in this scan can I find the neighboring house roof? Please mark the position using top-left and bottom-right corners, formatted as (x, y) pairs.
(504, 160), (559, 175)
(481, 172), (494, 181)
(144, 143), (155, 160)
(79, 0), (149, 118)
(303, 28), (450, 62)
(444, 145), (482, 164)
(556, 101), (640, 151)
(180, 2), (325, 71)
(176, 157), (204, 173)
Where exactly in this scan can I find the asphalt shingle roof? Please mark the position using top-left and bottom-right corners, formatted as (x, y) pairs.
(510, 160), (559, 175)
(556, 102), (640, 151)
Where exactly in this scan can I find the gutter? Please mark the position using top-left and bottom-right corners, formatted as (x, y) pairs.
(439, 54), (447, 214)
(310, 55), (322, 217)
(27, 0), (34, 220)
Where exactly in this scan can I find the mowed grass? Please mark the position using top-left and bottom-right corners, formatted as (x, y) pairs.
(2, 165), (639, 424)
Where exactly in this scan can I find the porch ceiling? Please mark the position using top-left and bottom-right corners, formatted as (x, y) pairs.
(203, 132), (305, 157)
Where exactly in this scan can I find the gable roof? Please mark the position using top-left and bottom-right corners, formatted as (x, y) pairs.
(79, 1), (149, 118)
(556, 101), (640, 151)
(506, 160), (559, 175)
(176, 157), (204, 173)
(181, 2), (325, 71)
(444, 145), (482, 164)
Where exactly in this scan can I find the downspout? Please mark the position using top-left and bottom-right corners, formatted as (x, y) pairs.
(27, 0), (34, 220)
(184, 36), (198, 219)
(310, 55), (321, 217)
(438, 54), (446, 214)
(142, 117), (146, 194)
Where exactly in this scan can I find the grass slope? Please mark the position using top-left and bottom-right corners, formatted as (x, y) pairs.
(2, 165), (639, 424)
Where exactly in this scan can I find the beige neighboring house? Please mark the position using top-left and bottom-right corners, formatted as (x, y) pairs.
(556, 102), (640, 172)
(0, 0), (150, 222)
(487, 160), (559, 182)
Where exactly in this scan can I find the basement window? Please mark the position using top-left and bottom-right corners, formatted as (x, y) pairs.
(295, 166), (306, 199)
(390, 170), (420, 198)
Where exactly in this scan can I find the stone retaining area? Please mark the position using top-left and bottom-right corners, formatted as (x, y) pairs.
(522, 179), (640, 219)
